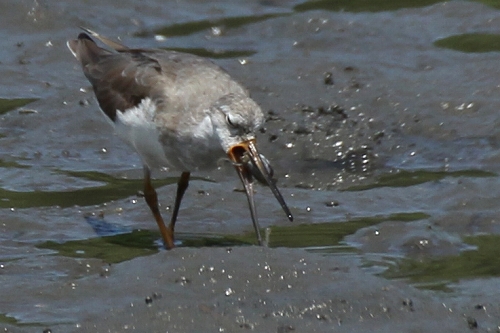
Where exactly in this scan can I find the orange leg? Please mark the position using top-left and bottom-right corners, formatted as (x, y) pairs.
(169, 171), (190, 233)
(143, 166), (175, 249)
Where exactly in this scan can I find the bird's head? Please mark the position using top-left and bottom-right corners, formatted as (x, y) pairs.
(210, 94), (293, 242)
(210, 93), (264, 153)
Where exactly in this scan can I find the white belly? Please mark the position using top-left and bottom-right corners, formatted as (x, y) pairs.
(111, 98), (224, 171)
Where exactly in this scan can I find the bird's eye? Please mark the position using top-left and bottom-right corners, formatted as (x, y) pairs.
(226, 115), (237, 128)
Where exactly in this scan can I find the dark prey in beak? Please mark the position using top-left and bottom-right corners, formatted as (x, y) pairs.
(228, 139), (293, 245)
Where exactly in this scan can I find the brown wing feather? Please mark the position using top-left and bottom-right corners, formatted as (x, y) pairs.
(68, 32), (249, 124)
(68, 33), (166, 121)
(87, 52), (165, 121)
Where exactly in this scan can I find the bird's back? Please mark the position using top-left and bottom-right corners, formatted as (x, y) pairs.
(68, 32), (252, 170)
(68, 33), (248, 126)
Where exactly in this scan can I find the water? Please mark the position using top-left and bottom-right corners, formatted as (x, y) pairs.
(2, 0), (500, 331)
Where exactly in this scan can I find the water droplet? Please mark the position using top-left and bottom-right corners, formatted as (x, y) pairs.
(211, 26), (222, 36)
(154, 35), (167, 41)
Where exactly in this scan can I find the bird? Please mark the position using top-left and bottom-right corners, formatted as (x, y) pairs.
(67, 28), (293, 249)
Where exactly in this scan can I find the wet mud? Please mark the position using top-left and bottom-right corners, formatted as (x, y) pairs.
(1, 0), (500, 332)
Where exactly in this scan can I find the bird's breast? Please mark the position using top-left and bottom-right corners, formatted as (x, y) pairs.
(112, 98), (224, 171)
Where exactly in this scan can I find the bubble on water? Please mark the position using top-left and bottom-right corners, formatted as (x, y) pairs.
(154, 35), (167, 41)
(224, 288), (234, 296)
(211, 26), (222, 36)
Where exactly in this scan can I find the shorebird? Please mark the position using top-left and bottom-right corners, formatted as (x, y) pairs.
(67, 28), (293, 249)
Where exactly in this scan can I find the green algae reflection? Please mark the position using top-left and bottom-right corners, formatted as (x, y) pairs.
(473, 0), (500, 9)
(234, 212), (429, 248)
(160, 47), (256, 59)
(0, 98), (37, 115)
(137, 13), (285, 38)
(0, 159), (30, 169)
(0, 312), (64, 328)
(0, 313), (19, 326)
(344, 169), (495, 191)
(382, 234), (500, 291)
(294, 0), (442, 12)
(435, 33), (500, 53)
(0, 170), (176, 209)
(38, 212), (428, 263)
(38, 230), (159, 263)
(0, 313), (38, 328)
(38, 230), (252, 263)
(294, 0), (500, 12)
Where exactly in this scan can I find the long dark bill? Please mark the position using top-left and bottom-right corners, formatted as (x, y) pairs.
(228, 139), (294, 245)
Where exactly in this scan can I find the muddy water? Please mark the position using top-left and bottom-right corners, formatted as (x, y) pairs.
(2, 0), (500, 332)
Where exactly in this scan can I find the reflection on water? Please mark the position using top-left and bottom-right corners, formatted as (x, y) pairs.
(435, 33), (500, 53)
(160, 47), (256, 59)
(261, 212), (428, 248)
(294, 0), (443, 12)
(36, 209), (500, 293)
(293, 0), (500, 13)
(474, 0), (500, 9)
(344, 169), (496, 191)
(136, 13), (286, 38)
(38, 229), (159, 264)
(0, 170), (176, 208)
(0, 98), (38, 115)
(381, 234), (500, 291)
(3, 164), (498, 291)
(0, 313), (40, 328)
(37, 212), (428, 262)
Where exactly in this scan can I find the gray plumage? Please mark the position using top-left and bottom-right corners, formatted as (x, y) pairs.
(67, 29), (292, 249)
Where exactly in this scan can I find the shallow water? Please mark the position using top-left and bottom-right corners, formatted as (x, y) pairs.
(2, 0), (500, 331)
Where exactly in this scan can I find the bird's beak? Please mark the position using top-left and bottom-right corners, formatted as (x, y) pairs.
(228, 139), (293, 245)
